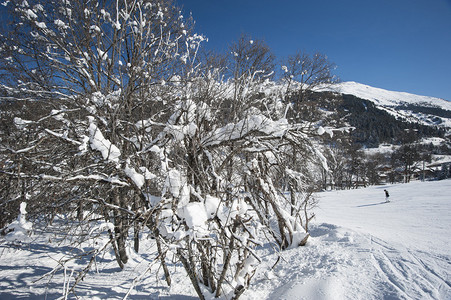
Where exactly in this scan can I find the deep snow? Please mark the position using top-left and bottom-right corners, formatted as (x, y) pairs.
(1, 180), (450, 299)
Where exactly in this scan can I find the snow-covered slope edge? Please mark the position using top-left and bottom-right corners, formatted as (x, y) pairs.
(322, 81), (451, 110)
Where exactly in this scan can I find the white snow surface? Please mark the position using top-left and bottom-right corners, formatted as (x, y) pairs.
(321, 81), (451, 110)
(1, 180), (450, 299)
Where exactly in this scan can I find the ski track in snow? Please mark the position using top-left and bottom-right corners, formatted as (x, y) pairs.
(317, 181), (451, 300)
(368, 236), (448, 299)
(1, 180), (450, 299)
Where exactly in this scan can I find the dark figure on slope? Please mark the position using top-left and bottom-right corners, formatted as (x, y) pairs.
(384, 189), (390, 202)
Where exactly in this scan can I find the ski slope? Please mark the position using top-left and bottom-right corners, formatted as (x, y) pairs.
(244, 180), (451, 300)
(1, 180), (450, 299)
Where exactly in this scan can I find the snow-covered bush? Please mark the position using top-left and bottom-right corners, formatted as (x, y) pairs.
(0, 1), (338, 299)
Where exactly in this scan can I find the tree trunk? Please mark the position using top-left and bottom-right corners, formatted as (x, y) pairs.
(133, 196), (140, 253)
(113, 190), (128, 266)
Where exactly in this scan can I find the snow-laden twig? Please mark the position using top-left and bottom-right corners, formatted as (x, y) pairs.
(45, 129), (82, 146)
(62, 266), (74, 300)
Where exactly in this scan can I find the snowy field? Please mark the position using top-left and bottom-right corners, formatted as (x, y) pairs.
(1, 180), (450, 299)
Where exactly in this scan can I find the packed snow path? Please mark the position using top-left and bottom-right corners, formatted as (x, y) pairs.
(0, 180), (450, 299)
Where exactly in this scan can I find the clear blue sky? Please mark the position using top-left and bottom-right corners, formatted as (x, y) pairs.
(178, 0), (451, 101)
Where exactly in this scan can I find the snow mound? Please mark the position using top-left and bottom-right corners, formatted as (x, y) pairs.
(4, 202), (33, 243)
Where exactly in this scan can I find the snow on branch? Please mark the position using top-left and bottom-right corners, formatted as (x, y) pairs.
(66, 174), (128, 186)
(38, 174), (129, 186)
(88, 117), (121, 163)
(45, 129), (81, 145)
(202, 114), (289, 147)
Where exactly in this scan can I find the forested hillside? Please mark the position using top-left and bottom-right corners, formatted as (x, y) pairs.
(338, 94), (446, 147)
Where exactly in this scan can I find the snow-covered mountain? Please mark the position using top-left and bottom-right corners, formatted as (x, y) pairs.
(319, 81), (451, 128)
(325, 81), (451, 110)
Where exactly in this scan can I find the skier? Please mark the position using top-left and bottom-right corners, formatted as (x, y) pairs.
(384, 189), (390, 202)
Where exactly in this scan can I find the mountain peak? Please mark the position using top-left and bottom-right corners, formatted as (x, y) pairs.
(322, 81), (451, 111)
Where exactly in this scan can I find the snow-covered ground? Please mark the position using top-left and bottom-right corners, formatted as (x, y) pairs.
(245, 180), (451, 300)
(1, 180), (450, 299)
